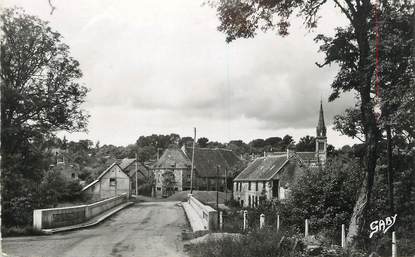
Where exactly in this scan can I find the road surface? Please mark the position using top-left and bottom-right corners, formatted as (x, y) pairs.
(2, 201), (189, 257)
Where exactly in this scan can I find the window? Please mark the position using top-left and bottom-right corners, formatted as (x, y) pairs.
(248, 182), (251, 190)
(156, 187), (161, 191)
(318, 142), (325, 152)
(109, 178), (116, 187)
(255, 182), (258, 191)
(71, 173), (76, 179)
(263, 181), (266, 190)
(240, 182), (242, 191)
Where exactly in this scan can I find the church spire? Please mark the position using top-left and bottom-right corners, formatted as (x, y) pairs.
(316, 100), (326, 138)
(315, 100), (328, 165)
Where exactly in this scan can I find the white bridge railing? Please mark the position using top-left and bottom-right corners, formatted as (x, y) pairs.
(33, 193), (128, 229)
(187, 194), (218, 230)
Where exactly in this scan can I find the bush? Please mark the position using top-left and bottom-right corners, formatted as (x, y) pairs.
(2, 194), (36, 227)
(60, 180), (84, 202)
(224, 198), (240, 208)
(274, 157), (363, 235)
(137, 182), (153, 196)
(1, 226), (46, 237)
(186, 228), (304, 257)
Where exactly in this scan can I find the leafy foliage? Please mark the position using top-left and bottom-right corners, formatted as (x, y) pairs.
(186, 227), (304, 257)
(296, 136), (316, 151)
(1, 8), (89, 228)
(212, 0), (414, 247)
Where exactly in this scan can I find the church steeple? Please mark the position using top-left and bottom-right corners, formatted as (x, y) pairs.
(316, 100), (326, 138)
(315, 101), (327, 165)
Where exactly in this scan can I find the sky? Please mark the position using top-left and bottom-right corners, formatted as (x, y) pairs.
(4, 0), (360, 148)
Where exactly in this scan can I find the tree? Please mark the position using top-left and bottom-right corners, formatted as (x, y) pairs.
(264, 137), (282, 147)
(276, 156), (363, 234)
(295, 135), (316, 151)
(212, 0), (413, 247)
(161, 170), (176, 197)
(180, 136), (194, 147)
(249, 138), (265, 148)
(1, 8), (89, 226)
(281, 135), (294, 149)
(197, 137), (209, 148)
(1, 8), (89, 155)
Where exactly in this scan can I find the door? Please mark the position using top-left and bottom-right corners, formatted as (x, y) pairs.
(272, 180), (279, 199)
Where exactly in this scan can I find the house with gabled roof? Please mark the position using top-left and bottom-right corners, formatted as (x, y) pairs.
(152, 145), (242, 197)
(233, 101), (328, 207)
(82, 162), (131, 201)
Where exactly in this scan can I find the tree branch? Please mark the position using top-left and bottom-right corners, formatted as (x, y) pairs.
(332, 0), (354, 23)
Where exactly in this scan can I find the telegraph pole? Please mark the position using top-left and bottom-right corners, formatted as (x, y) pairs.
(225, 168), (227, 202)
(135, 153), (138, 196)
(216, 165), (220, 226)
(190, 127), (196, 194)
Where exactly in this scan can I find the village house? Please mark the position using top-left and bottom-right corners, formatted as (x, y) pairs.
(152, 146), (241, 197)
(233, 102), (327, 207)
(82, 162), (131, 201)
(117, 158), (151, 193)
(49, 148), (80, 181)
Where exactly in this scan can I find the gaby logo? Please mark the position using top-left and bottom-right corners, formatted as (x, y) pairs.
(369, 214), (397, 238)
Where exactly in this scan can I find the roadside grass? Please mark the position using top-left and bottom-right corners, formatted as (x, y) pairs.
(185, 227), (304, 257)
(1, 226), (46, 237)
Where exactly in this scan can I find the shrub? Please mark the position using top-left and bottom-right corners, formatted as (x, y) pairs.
(224, 198), (240, 208)
(137, 182), (153, 196)
(1, 226), (46, 237)
(186, 228), (304, 257)
(2, 194), (35, 227)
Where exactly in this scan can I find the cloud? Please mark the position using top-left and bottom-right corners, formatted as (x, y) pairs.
(4, 0), (358, 147)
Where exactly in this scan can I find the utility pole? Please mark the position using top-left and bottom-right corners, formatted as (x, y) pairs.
(135, 153), (138, 196)
(190, 127), (196, 194)
(216, 165), (220, 227)
(224, 168), (227, 202)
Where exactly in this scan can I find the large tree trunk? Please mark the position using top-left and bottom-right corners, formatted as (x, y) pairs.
(345, 2), (380, 247)
(386, 125), (394, 213)
(346, 124), (378, 248)
(346, 174), (368, 246)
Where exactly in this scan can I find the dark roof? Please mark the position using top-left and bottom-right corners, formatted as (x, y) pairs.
(153, 147), (191, 169)
(117, 158), (136, 170)
(184, 147), (241, 178)
(153, 146), (241, 178)
(234, 155), (288, 181)
(117, 158), (149, 178)
(296, 152), (316, 162)
(82, 162), (123, 191)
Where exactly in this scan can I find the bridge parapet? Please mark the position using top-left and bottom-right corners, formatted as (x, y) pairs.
(33, 193), (128, 229)
(186, 194), (218, 231)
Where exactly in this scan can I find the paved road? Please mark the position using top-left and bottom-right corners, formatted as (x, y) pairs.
(2, 202), (189, 257)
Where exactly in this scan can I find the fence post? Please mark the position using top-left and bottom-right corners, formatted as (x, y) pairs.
(341, 224), (346, 248)
(392, 231), (397, 257)
(260, 213), (265, 229)
(243, 210), (248, 231)
(276, 215), (280, 232)
(219, 211), (223, 231)
(305, 219), (309, 237)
